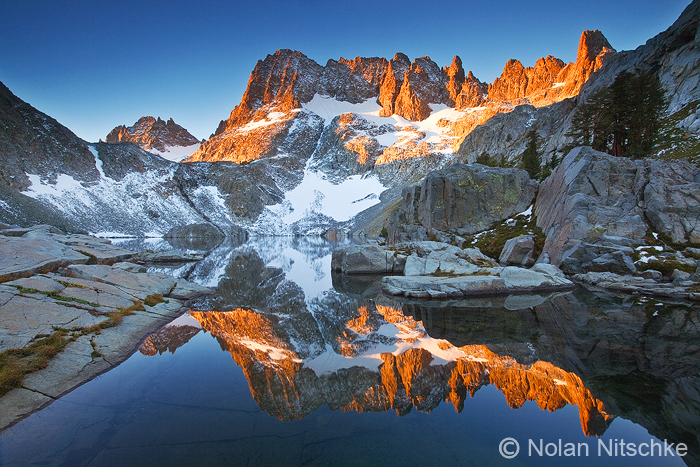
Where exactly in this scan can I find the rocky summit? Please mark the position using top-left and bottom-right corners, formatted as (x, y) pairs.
(106, 116), (201, 161)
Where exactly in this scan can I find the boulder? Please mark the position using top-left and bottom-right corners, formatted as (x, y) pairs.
(388, 163), (537, 244)
(136, 249), (205, 263)
(331, 245), (405, 274)
(499, 235), (535, 266)
(642, 269), (663, 281)
(165, 223), (224, 239)
(573, 271), (696, 299)
(536, 147), (700, 274)
(535, 147), (646, 273)
(382, 265), (573, 299)
(401, 241), (495, 276)
(672, 269), (692, 283)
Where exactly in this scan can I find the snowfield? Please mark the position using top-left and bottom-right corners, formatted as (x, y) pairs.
(20, 145), (208, 237)
(148, 143), (200, 162)
(253, 163), (386, 235)
(302, 94), (467, 154)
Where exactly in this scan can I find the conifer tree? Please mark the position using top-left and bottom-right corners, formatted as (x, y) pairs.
(565, 70), (665, 158)
(521, 128), (540, 179)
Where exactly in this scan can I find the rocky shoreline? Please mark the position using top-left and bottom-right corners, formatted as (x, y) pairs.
(0, 224), (213, 430)
(336, 147), (700, 302)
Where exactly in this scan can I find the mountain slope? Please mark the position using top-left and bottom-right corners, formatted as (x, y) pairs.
(0, 83), (241, 236)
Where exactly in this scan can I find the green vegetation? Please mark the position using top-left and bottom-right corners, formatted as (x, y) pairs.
(476, 152), (515, 168)
(0, 295), (148, 395)
(379, 226), (388, 238)
(462, 210), (545, 260)
(0, 330), (72, 396)
(8, 285), (101, 308)
(636, 259), (696, 276)
(76, 250), (98, 265)
(566, 71), (666, 158)
(655, 99), (700, 163)
(521, 128), (541, 179)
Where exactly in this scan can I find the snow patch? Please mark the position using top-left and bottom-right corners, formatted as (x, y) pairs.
(254, 165), (386, 234)
(149, 143), (200, 162)
(302, 95), (465, 155)
(302, 95), (382, 125)
(89, 145), (107, 179)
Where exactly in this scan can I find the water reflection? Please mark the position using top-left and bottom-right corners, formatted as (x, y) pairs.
(140, 237), (700, 463)
(1, 236), (696, 466)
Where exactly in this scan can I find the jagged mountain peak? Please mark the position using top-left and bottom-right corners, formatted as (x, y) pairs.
(577, 29), (614, 65)
(105, 116), (200, 161)
(226, 49), (323, 128)
(191, 30), (616, 169)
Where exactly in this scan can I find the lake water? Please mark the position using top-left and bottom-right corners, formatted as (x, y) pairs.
(0, 237), (698, 466)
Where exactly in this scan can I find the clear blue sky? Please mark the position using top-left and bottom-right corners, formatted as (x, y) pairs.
(0, 0), (692, 142)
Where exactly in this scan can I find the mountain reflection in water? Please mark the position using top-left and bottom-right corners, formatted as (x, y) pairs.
(139, 237), (699, 464)
(1, 236), (696, 467)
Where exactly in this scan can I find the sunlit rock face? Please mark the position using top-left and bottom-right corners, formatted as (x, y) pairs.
(187, 111), (324, 164)
(186, 29), (615, 174)
(105, 116), (200, 153)
(225, 49), (325, 128)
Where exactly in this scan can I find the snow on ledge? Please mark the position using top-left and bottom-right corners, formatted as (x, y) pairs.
(149, 143), (201, 162)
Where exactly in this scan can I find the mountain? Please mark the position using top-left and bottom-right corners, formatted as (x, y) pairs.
(0, 82), (247, 236)
(1, 1), (699, 237)
(105, 116), (200, 162)
(180, 29), (616, 234)
(454, 1), (700, 167)
(188, 30), (612, 173)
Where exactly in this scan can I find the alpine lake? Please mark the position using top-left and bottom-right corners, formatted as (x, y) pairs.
(0, 236), (697, 467)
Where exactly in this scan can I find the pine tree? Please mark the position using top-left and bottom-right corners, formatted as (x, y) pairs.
(521, 128), (540, 179)
(565, 70), (665, 158)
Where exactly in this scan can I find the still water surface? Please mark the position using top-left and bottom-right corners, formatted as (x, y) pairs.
(0, 237), (697, 466)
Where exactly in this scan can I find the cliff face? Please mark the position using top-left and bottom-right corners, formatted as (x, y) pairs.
(319, 56), (389, 104)
(105, 116), (200, 153)
(190, 29), (613, 169)
(487, 30), (614, 106)
(223, 49), (324, 130)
